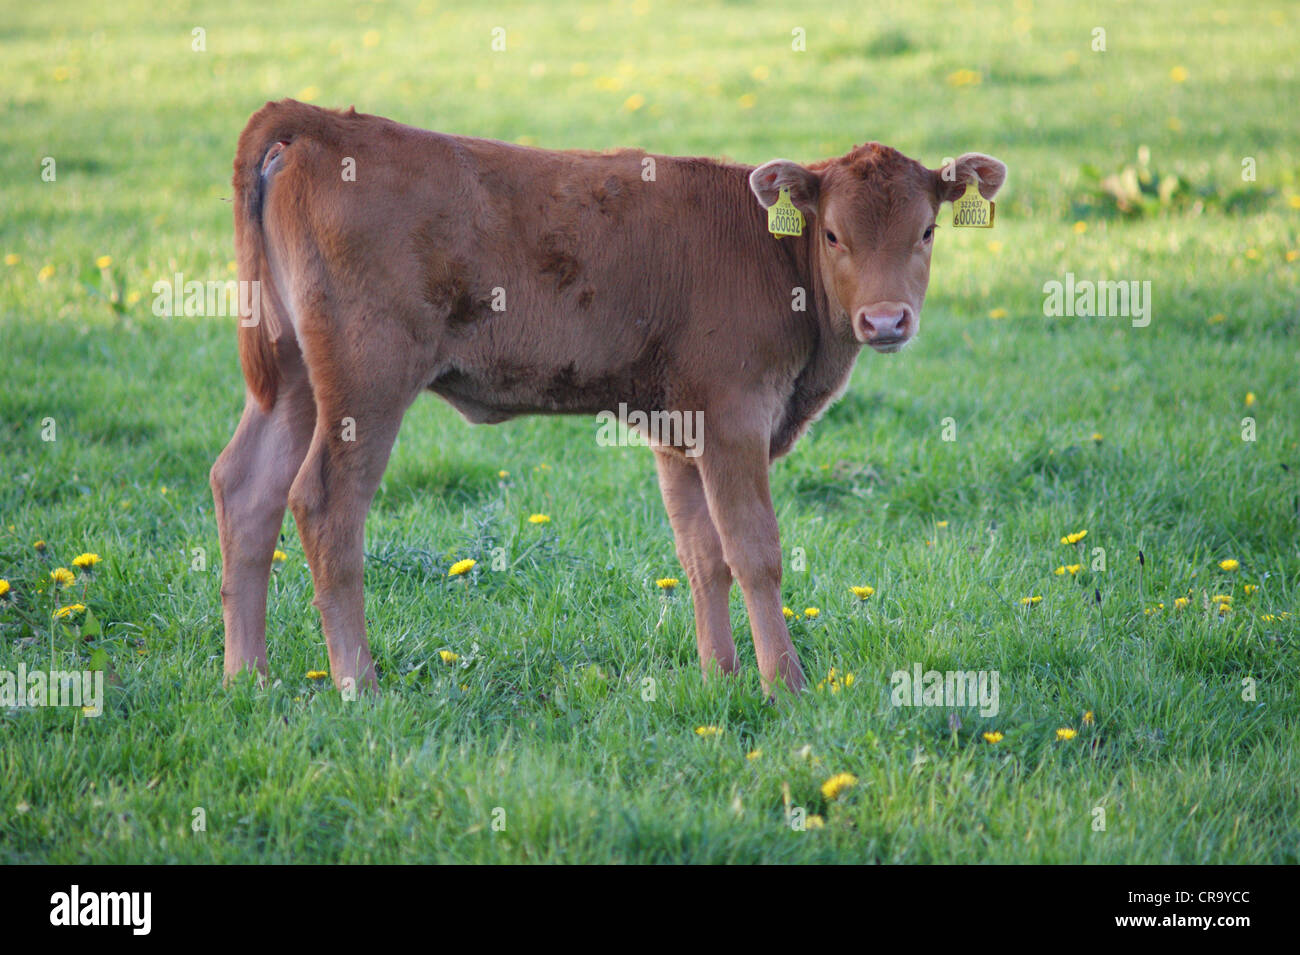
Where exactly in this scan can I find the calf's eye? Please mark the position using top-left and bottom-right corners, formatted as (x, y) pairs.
(922, 224), (935, 242)
(825, 230), (838, 247)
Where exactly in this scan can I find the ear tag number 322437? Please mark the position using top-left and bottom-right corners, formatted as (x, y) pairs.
(767, 187), (805, 238)
(952, 181), (994, 228)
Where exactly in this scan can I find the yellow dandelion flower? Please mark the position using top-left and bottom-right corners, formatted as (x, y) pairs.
(362, 29), (380, 48)
(1091, 432), (1103, 442)
(297, 86), (319, 102)
(439, 650), (459, 665)
(1061, 530), (1088, 545)
(38, 264), (55, 281)
(1053, 565), (1067, 576)
(782, 606), (795, 619)
(1174, 597), (1189, 609)
(95, 255), (112, 269)
(1072, 221), (1087, 235)
(737, 93), (757, 109)
(1082, 710), (1095, 725)
(816, 666), (855, 694)
(1020, 595), (1042, 605)
(1288, 250), (1300, 262)
(1259, 614), (1277, 622)
(1169, 66), (1188, 83)
(51, 568), (75, 587)
(498, 469), (509, 478)
(946, 69), (981, 87)
(4, 253), (20, 266)
(805, 814), (825, 829)
(1219, 559), (1239, 572)
(72, 552), (101, 569)
(622, 93), (645, 112)
(746, 749), (762, 761)
(820, 772), (858, 800)
(1144, 603), (1164, 615)
(33, 540), (46, 551)
(695, 725), (723, 737)
(987, 240), (1003, 254)
(0, 579), (10, 598)
(1243, 584), (1257, 596)
(936, 521), (949, 528)
(803, 607), (820, 618)
(527, 513), (551, 524)
(1056, 727), (1077, 741)
(982, 731), (1004, 744)
(655, 577), (679, 590)
(448, 558), (476, 577)
(126, 290), (141, 305)
(53, 603), (86, 619)
(272, 550), (287, 563)
(849, 585), (875, 599)
(306, 670), (329, 679)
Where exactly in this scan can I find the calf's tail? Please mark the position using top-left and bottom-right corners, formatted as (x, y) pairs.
(231, 100), (310, 411)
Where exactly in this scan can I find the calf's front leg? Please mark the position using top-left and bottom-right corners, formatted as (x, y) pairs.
(653, 449), (737, 677)
(696, 428), (806, 696)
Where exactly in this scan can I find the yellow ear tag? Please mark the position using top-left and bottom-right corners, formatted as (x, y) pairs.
(767, 187), (805, 238)
(952, 181), (995, 228)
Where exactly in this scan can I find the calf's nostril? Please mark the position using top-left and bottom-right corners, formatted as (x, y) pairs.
(856, 305), (912, 342)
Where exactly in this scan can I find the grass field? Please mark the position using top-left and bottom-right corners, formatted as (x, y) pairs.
(2, 0), (1297, 863)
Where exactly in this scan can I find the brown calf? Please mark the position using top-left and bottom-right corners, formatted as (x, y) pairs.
(211, 100), (1006, 697)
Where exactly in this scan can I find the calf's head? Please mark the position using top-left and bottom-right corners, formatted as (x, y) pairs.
(750, 145), (1006, 352)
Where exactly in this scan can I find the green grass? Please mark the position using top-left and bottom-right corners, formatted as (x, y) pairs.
(2, 0), (1298, 863)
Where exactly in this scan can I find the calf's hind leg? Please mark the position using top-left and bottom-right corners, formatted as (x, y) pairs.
(211, 348), (316, 682)
(287, 324), (426, 694)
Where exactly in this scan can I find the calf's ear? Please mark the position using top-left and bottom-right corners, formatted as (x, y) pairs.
(935, 152), (1007, 202)
(749, 159), (820, 216)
